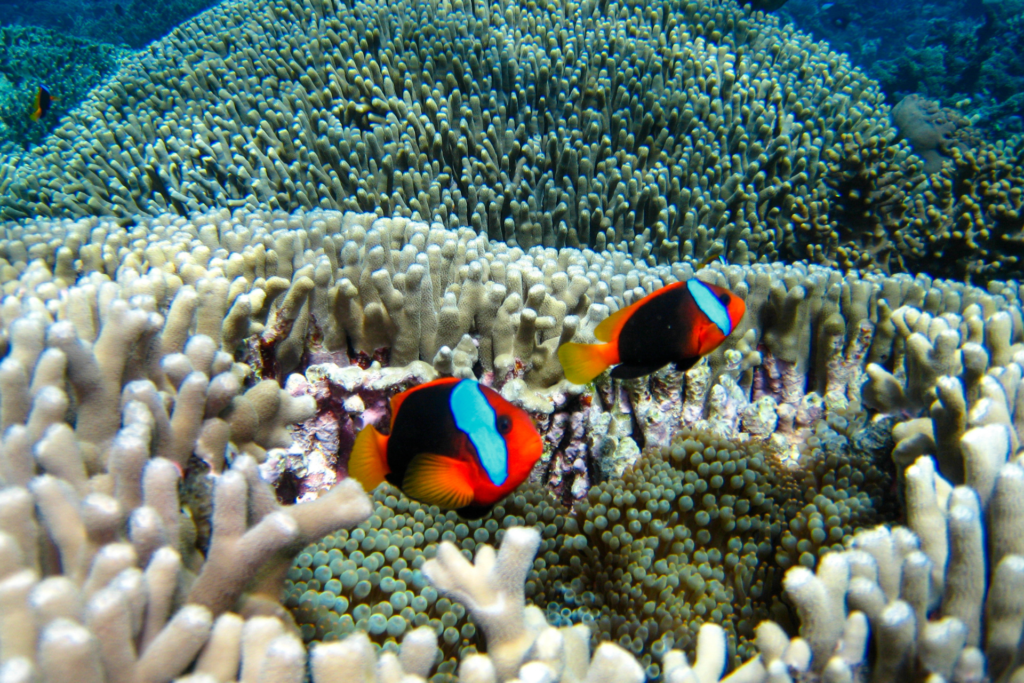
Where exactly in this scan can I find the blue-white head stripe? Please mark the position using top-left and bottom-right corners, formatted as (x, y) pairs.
(687, 279), (732, 336)
(449, 380), (508, 486)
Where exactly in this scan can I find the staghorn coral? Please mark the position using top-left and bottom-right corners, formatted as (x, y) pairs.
(752, 430), (1024, 682)
(0, 0), (909, 270)
(0, 288), (375, 681)
(719, 270), (1024, 682)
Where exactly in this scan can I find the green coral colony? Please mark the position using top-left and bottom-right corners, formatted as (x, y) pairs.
(286, 413), (892, 677)
(0, 0), (1023, 680)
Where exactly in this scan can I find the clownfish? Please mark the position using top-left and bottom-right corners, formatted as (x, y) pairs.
(558, 278), (746, 384)
(28, 86), (55, 122)
(347, 377), (543, 519)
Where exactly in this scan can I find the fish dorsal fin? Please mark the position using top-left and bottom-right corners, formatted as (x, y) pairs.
(389, 377), (460, 427)
(594, 281), (686, 341)
(402, 453), (475, 510)
(594, 300), (642, 342)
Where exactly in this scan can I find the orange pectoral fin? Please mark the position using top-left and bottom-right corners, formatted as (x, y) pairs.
(401, 453), (475, 510)
(558, 341), (616, 385)
(348, 425), (388, 493)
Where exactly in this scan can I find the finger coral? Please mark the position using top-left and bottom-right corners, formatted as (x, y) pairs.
(753, 438), (1024, 682)
(0, 313), (374, 680)
(2, 202), (1024, 683)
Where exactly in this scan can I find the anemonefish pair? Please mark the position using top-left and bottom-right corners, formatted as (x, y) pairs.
(558, 278), (746, 384)
(348, 377), (542, 519)
(29, 86), (54, 121)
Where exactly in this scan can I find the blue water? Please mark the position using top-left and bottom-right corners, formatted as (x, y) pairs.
(779, 0), (1024, 139)
(0, 0), (220, 48)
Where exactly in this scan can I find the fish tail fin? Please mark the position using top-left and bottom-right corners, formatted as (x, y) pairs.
(558, 341), (616, 385)
(348, 425), (388, 493)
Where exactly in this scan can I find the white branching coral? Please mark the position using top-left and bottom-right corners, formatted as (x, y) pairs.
(2, 205), (1024, 682)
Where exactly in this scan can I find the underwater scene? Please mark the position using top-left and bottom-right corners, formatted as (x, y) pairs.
(0, 0), (1023, 681)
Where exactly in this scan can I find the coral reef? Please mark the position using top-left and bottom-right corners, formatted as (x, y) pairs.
(1, 206), (1022, 485)
(6, 0), (1022, 281)
(0, 276), (376, 681)
(285, 410), (892, 678)
(892, 94), (971, 174)
(754, 427), (1024, 682)
(0, 0), (910, 272)
(744, 282), (1024, 681)
(898, 137), (1024, 282)
(780, 0), (1024, 141)
(1, 205), (1024, 683)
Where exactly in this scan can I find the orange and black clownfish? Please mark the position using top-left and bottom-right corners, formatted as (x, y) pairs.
(347, 377), (543, 519)
(558, 278), (746, 384)
(28, 86), (54, 121)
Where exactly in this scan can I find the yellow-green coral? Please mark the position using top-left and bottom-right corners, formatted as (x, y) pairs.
(0, 0), (905, 270)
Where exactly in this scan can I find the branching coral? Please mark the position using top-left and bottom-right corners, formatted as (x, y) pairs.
(900, 138), (1024, 282)
(0, 310), (373, 681)
(2, 205), (1022, 505)
(1, 204), (1024, 683)
(755, 436), (1024, 682)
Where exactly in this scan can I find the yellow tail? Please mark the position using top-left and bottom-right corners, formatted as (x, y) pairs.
(348, 425), (388, 493)
(558, 341), (616, 385)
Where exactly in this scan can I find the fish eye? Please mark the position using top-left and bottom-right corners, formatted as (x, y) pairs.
(718, 293), (730, 305)
(496, 415), (513, 435)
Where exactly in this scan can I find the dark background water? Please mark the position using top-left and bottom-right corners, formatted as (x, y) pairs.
(0, 0), (219, 48)
(778, 0), (1024, 139)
